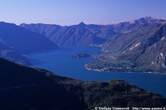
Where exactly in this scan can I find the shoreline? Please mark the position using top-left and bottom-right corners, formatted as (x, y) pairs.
(84, 64), (166, 75)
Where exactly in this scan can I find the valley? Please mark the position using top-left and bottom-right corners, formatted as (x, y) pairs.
(21, 17), (166, 74)
(27, 48), (166, 97)
(0, 17), (166, 109)
(1, 0), (166, 109)
(86, 17), (166, 73)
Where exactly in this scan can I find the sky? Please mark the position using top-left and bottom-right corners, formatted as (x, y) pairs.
(0, 0), (165, 25)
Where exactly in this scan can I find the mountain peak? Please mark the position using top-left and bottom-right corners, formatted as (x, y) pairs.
(135, 17), (165, 24)
(140, 16), (154, 20)
(78, 22), (86, 26)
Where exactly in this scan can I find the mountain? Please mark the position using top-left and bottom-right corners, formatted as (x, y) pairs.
(0, 58), (86, 110)
(21, 22), (115, 48)
(0, 22), (58, 54)
(0, 58), (166, 110)
(86, 17), (166, 73)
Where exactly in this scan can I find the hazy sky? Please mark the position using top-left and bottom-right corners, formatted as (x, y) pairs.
(0, 0), (165, 25)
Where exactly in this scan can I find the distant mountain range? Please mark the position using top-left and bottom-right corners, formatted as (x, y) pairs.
(0, 17), (166, 73)
(21, 17), (166, 49)
(0, 58), (166, 110)
(0, 17), (166, 109)
(86, 17), (166, 73)
(21, 22), (114, 48)
(21, 17), (166, 73)
(0, 22), (57, 54)
(0, 22), (58, 64)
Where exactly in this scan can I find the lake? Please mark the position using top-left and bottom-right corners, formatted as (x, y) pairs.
(28, 48), (166, 97)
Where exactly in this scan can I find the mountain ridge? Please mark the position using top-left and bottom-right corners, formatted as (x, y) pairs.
(20, 21), (114, 48)
(0, 22), (58, 54)
(0, 58), (166, 110)
(1, 17), (166, 73)
(21, 17), (166, 48)
(85, 17), (166, 73)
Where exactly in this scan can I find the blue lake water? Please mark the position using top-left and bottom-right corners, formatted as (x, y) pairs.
(28, 48), (166, 97)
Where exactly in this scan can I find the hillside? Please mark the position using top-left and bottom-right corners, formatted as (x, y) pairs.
(0, 58), (166, 110)
(86, 17), (166, 73)
(0, 22), (58, 54)
(21, 22), (114, 48)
